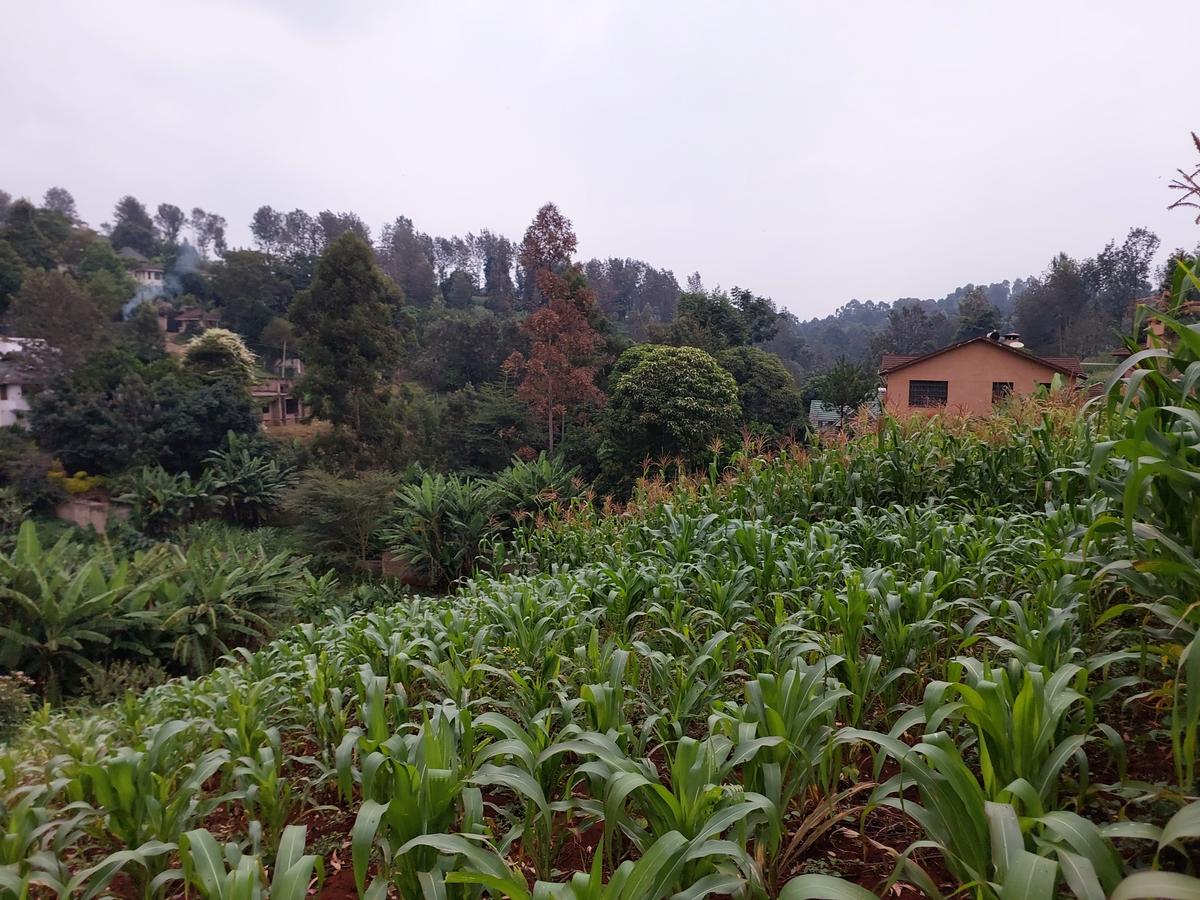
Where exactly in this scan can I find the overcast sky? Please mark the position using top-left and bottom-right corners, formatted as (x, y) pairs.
(3, 1), (1197, 317)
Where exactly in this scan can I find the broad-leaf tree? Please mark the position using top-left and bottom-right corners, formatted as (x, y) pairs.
(4, 270), (109, 372)
(807, 356), (877, 427)
(601, 344), (741, 481)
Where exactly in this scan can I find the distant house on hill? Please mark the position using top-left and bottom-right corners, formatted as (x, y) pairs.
(0, 336), (51, 427)
(132, 261), (165, 291)
(880, 333), (1083, 416)
(159, 305), (221, 335)
(808, 399), (880, 429)
(119, 247), (171, 318)
(252, 358), (306, 428)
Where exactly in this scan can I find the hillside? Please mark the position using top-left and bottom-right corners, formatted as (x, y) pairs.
(3, 322), (1199, 897)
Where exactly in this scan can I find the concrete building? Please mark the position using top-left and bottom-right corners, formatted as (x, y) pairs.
(0, 337), (48, 427)
(880, 334), (1083, 416)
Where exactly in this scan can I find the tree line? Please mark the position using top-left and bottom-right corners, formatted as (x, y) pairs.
(0, 178), (1195, 506)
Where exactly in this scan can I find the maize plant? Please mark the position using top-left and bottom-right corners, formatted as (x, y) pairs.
(0, 399), (1196, 897)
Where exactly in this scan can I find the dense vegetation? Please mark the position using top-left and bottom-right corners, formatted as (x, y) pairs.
(1, 275), (1198, 896)
(1, 135), (1199, 900)
(3, 179), (1192, 494)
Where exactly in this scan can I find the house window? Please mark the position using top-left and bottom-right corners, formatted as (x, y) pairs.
(908, 380), (947, 407)
(1038, 382), (1052, 392)
(992, 382), (1013, 403)
(0, 385), (7, 401)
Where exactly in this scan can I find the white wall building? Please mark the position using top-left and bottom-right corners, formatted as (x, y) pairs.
(0, 337), (45, 427)
(0, 377), (29, 427)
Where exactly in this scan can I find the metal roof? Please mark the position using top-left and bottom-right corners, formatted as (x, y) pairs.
(878, 336), (1083, 378)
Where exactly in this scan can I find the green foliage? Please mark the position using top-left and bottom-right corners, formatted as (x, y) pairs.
(0, 240), (27, 315)
(3, 269), (109, 372)
(282, 469), (401, 572)
(601, 344), (741, 482)
(120, 302), (167, 362)
(806, 356), (878, 426)
(656, 286), (778, 353)
(108, 195), (159, 257)
(0, 672), (34, 740)
(29, 350), (260, 474)
(290, 233), (403, 436)
(955, 285), (1001, 339)
(208, 249), (296, 343)
(715, 344), (805, 435)
(382, 472), (500, 586)
(1, 199), (73, 269)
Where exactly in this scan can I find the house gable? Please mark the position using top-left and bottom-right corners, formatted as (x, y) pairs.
(880, 338), (1082, 416)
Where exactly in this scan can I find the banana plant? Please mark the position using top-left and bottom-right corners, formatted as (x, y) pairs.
(0, 521), (170, 702)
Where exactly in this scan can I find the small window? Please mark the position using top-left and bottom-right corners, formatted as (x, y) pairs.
(992, 382), (1013, 403)
(908, 380), (948, 407)
(1038, 382), (1052, 393)
(0, 385), (7, 401)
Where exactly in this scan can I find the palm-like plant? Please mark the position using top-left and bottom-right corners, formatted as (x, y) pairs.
(492, 452), (582, 527)
(382, 473), (500, 586)
(206, 437), (298, 526)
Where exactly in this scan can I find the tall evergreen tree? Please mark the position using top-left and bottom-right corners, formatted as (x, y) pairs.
(290, 233), (402, 435)
(109, 196), (159, 256)
(155, 203), (186, 245)
(954, 286), (1000, 339)
(42, 187), (77, 221)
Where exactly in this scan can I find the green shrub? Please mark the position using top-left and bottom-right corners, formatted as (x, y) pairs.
(283, 470), (401, 572)
(381, 472), (499, 586)
(0, 486), (29, 550)
(206, 433), (298, 525)
(0, 671), (35, 740)
(81, 660), (169, 703)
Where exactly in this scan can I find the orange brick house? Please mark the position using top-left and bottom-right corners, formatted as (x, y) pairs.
(879, 334), (1083, 416)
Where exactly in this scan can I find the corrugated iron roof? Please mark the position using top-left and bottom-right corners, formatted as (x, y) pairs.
(808, 399), (881, 426)
(878, 336), (1083, 379)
